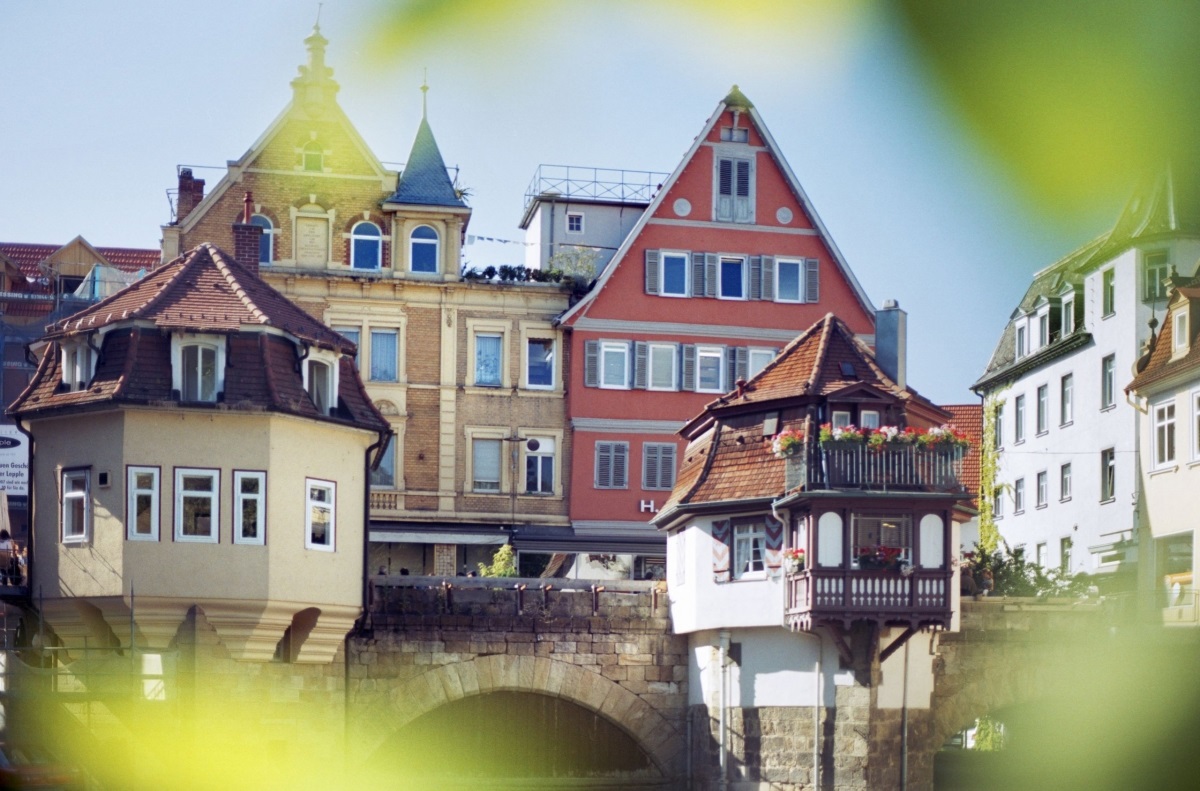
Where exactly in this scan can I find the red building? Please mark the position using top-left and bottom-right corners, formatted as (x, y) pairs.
(557, 87), (877, 573)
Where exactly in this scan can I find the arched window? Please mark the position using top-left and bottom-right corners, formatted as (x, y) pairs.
(351, 222), (382, 270)
(410, 225), (439, 273)
(250, 214), (273, 265)
(302, 141), (323, 172)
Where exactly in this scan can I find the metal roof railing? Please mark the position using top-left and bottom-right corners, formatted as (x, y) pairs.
(523, 164), (670, 215)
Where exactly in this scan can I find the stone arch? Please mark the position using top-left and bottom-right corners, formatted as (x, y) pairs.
(356, 654), (683, 777)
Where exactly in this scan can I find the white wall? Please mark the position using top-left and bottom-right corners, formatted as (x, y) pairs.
(687, 627), (848, 708)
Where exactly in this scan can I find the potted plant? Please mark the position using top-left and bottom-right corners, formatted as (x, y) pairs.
(772, 428), (805, 459)
(783, 547), (806, 573)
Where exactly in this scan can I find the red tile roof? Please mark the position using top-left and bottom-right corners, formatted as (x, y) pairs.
(0, 242), (159, 278)
(942, 403), (983, 509)
(1127, 282), (1200, 394)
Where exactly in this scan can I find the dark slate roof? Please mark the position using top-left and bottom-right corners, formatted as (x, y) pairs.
(386, 117), (466, 208)
(46, 243), (352, 353)
(0, 242), (160, 279)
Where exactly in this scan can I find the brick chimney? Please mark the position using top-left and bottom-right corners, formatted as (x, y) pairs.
(232, 192), (263, 275)
(176, 168), (206, 223)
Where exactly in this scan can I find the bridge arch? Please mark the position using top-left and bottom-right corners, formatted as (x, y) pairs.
(357, 653), (684, 777)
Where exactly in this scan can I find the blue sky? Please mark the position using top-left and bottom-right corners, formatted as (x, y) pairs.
(0, 1), (1106, 405)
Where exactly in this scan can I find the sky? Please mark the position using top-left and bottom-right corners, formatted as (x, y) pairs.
(0, 0), (1111, 406)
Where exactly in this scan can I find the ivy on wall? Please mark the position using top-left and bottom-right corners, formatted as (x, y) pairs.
(976, 390), (1007, 553)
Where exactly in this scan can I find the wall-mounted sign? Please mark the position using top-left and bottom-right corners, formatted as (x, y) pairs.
(0, 424), (29, 496)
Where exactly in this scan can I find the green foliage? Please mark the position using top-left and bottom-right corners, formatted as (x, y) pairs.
(477, 544), (518, 577)
(977, 392), (1005, 553)
(974, 715), (1006, 752)
(968, 542), (1092, 598)
(547, 246), (600, 282)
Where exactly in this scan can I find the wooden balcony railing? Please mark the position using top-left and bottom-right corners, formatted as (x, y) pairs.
(785, 443), (966, 493)
(785, 567), (952, 631)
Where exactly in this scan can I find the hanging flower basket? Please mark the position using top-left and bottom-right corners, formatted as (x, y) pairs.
(772, 428), (805, 459)
(783, 547), (806, 573)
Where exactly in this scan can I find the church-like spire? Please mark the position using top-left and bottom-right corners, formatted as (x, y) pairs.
(291, 23), (340, 117)
(385, 82), (467, 209)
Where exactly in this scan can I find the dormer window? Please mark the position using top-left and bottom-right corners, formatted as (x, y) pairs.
(302, 140), (324, 173)
(302, 349), (341, 415)
(350, 221), (382, 270)
(59, 340), (95, 391)
(1173, 309), (1189, 356)
(170, 333), (226, 403)
(1062, 294), (1076, 335)
(1015, 325), (1027, 359)
(410, 225), (439, 273)
(1037, 312), (1049, 349)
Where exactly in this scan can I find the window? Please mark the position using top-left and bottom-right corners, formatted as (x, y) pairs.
(697, 346), (724, 393)
(600, 342), (630, 389)
(1014, 478), (1026, 513)
(1154, 401), (1176, 467)
(472, 438), (502, 492)
(306, 359), (333, 413)
(1036, 543), (1047, 567)
(832, 411), (852, 429)
(748, 348), (774, 379)
(860, 410), (881, 430)
(566, 213), (583, 233)
(1036, 385), (1048, 434)
(1174, 310), (1189, 355)
(526, 338), (555, 389)
(127, 466), (160, 541)
(175, 468), (218, 543)
(1060, 374), (1074, 425)
(733, 522), (766, 579)
(1060, 537), (1073, 573)
(648, 343), (678, 391)
(1062, 295), (1076, 334)
(660, 252), (688, 297)
(1100, 448), (1116, 501)
(642, 443), (677, 490)
(1144, 251), (1170, 301)
(993, 488), (1004, 518)
(1014, 395), (1025, 443)
(1036, 471), (1048, 508)
(250, 214), (274, 264)
(233, 471), (266, 545)
(1101, 354), (1116, 409)
(720, 126), (749, 143)
(524, 437), (555, 495)
(1102, 269), (1115, 316)
(410, 225), (439, 273)
(1060, 463), (1072, 501)
(595, 441), (629, 489)
(1015, 326), (1026, 359)
(718, 257), (745, 299)
(851, 515), (912, 565)
(475, 334), (502, 387)
(302, 140), (323, 172)
(181, 344), (219, 402)
(995, 403), (1004, 448)
(334, 326), (359, 367)
(62, 469), (90, 543)
(371, 438), (395, 488)
(715, 156), (753, 223)
(350, 221), (382, 269)
(776, 259), (802, 303)
(60, 342), (95, 392)
(1037, 313), (1049, 348)
(305, 479), (335, 550)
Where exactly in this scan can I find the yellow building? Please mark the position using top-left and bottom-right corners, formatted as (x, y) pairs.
(162, 26), (573, 576)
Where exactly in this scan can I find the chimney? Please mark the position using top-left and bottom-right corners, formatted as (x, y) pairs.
(176, 168), (206, 223)
(232, 192), (263, 275)
(875, 299), (907, 390)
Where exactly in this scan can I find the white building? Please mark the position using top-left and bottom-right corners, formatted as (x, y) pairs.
(973, 169), (1200, 584)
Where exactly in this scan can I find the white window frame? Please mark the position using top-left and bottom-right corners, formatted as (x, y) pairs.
(1036, 470), (1048, 508)
(233, 470), (266, 545)
(467, 319), (510, 388)
(1014, 478), (1026, 514)
(170, 333), (226, 403)
(1144, 251), (1170, 301)
(304, 478), (335, 551)
(1101, 354), (1116, 409)
(1060, 462), (1072, 501)
(659, 251), (690, 298)
(747, 348), (775, 379)
(648, 343), (678, 391)
(62, 468), (91, 544)
(696, 345), (725, 393)
(465, 428), (506, 494)
(1173, 310), (1189, 356)
(368, 327), (399, 383)
(409, 224), (440, 274)
(1014, 395), (1025, 443)
(599, 341), (630, 390)
(566, 213), (584, 234)
(1102, 268), (1115, 316)
(1100, 448), (1116, 502)
(349, 221), (383, 270)
(522, 435), (558, 496)
(1036, 384), (1048, 435)
(1037, 311), (1049, 349)
(126, 466), (160, 542)
(832, 410), (852, 429)
(733, 521), (767, 580)
(1062, 295), (1076, 334)
(59, 340), (96, 392)
(860, 410), (881, 429)
(775, 258), (803, 303)
(303, 349), (340, 414)
(1015, 324), (1026, 360)
(1060, 373), (1074, 426)
(250, 214), (275, 265)
(174, 467), (219, 544)
(717, 256), (747, 300)
(524, 337), (556, 390)
(1154, 400), (1177, 468)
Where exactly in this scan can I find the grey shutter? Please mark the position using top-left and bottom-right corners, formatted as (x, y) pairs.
(762, 256), (775, 300)
(735, 346), (748, 383)
(716, 159), (733, 221)
(633, 341), (649, 389)
(725, 346), (737, 390)
(644, 249), (660, 295)
(595, 442), (612, 488)
(735, 160), (752, 222)
(691, 253), (706, 297)
(584, 341), (599, 387)
(704, 254), (718, 298)
(681, 344), (697, 391)
(643, 444), (660, 489)
(805, 259), (820, 303)
(660, 444), (677, 488)
(749, 256), (762, 300)
(613, 443), (628, 488)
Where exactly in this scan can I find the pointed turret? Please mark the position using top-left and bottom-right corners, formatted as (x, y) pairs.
(290, 24), (340, 118)
(386, 86), (466, 209)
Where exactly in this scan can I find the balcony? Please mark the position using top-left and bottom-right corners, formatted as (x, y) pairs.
(785, 567), (952, 632)
(785, 442), (967, 493)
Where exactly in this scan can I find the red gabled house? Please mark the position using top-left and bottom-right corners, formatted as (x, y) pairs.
(557, 87), (877, 572)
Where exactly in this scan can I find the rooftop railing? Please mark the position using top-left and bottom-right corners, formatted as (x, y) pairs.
(523, 164), (670, 215)
(786, 442), (967, 493)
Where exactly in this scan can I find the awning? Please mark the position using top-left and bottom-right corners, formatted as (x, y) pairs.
(368, 530), (507, 545)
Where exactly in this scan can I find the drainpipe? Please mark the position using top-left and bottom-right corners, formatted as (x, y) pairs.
(718, 629), (730, 791)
